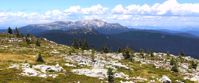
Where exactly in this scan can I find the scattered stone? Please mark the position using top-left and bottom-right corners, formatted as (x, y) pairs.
(21, 68), (39, 77)
(120, 80), (134, 83)
(159, 75), (171, 83)
(114, 72), (129, 79)
(33, 64), (64, 73)
(190, 75), (199, 82)
(65, 63), (76, 67)
(9, 64), (20, 69)
(72, 68), (107, 79)
(9, 63), (64, 78)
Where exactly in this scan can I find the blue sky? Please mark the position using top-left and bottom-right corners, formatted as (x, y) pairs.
(0, 0), (198, 12)
(0, 0), (199, 29)
(1, 0), (165, 11)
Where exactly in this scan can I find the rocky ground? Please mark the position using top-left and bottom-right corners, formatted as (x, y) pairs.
(0, 33), (199, 83)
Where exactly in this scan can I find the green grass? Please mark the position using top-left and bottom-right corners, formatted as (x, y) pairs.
(0, 33), (196, 83)
(0, 68), (105, 83)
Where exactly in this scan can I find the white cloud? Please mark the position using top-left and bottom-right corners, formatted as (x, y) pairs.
(112, 5), (127, 14)
(0, 0), (199, 29)
(112, 0), (199, 16)
(65, 6), (81, 14)
(65, 4), (107, 15)
(82, 4), (108, 14)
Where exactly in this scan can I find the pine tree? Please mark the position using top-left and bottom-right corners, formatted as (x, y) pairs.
(180, 51), (186, 56)
(149, 50), (154, 57)
(81, 40), (89, 50)
(26, 34), (31, 37)
(107, 68), (114, 83)
(140, 49), (145, 58)
(36, 39), (41, 47)
(72, 39), (79, 49)
(25, 36), (31, 45)
(166, 52), (170, 59)
(79, 40), (82, 48)
(166, 52), (170, 56)
(171, 63), (178, 72)
(178, 52), (185, 62)
(91, 49), (95, 62)
(190, 61), (198, 69)
(122, 48), (131, 60)
(148, 50), (154, 60)
(117, 48), (123, 53)
(102, 46), (109, 53)
(170, 58), (175, 65)
(36, 53), (45, 63)
(8, 27), (13, 34)
(15, 27), (21, 37)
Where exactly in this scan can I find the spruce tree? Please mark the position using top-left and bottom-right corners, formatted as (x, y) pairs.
(8, 27), (13, 34)
(107, 68), (114, 83)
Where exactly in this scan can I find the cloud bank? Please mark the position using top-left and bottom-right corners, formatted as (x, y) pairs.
(0, 0), (199, 29)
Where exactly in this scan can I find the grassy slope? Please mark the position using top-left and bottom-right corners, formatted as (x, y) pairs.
(0, 34), (103, 83)
(0, 33), (195, 83)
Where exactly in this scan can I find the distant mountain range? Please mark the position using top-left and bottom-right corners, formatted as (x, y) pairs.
(1, 19), (199, 58)
(20, 19), (128, 35)
(0, 29), (6, 33)
(180, 28), (199, 37)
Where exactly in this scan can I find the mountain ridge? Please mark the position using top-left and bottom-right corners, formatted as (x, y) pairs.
(20, 19), (129, 34)
(1, 19), (199, 58)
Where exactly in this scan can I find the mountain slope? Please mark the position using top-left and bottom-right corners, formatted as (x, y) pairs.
(37, 29), (199, 58)
(20, 19), (128, 34)
(0, 33), (199, 82)
(38, 30), (123, 49)
(111, 30), (199, 58)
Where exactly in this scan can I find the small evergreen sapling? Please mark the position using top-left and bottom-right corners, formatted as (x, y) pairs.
(117, 48), (122, 53)
(107, 68), (114, 83)
(36, 39), (41, 47)
(171, 63), (178, 72)
(25, 36), (31, 45)
(190, 61), (198, 69)
(72, 39), (79, 49)
(102, 46), (109, 53)
(170, 58), (175, 65)
(36, 53), (45, 63)
(8, 27), (13, 34)
(91, 50), (95, 62)
(122, 48), (131, 60)
(140, 49), (145, 58)
(15, 27), (21, 37)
